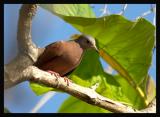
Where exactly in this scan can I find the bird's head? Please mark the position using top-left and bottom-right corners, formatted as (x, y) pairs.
(72, 34), (99, 53)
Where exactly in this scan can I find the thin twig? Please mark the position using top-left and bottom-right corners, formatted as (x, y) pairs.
(151, 4), (156, 53)
(99, 4), (109, 17)
(136, 4), (155, 20)
(119, 4), (128, 15)
(30, 92), (56, 113)
(105, 65), (114, 74)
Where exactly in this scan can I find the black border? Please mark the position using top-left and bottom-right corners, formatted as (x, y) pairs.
(3, 0), (158, 4)
(1, 2), (4, 115)
(156, 2), (160, 115)
(1, 0), (159, 116)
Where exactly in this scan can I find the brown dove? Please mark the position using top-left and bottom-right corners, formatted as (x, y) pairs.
(34, 34), (98, 85)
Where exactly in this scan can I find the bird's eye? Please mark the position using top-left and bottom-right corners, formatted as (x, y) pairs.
(86, 40), (90, 44)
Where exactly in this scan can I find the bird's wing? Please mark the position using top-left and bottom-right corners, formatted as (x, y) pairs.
(35, 41), (64, 67)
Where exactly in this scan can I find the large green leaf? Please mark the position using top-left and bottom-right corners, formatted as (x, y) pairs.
(40, 4), (95, 18)
(57, 14), (155, 85)
(29, 4), (156, 112)
(49, 13), (155, 106)
(60, 50), (146, 110)
(69, 50), (104, 87)
(40, 4), (155, 87)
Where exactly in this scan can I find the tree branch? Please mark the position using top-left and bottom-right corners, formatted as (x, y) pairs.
(9, 66), (155, 113)
(30, 92), (56, 113)
(4, 4), (39, 89)
(4, 4), (156, 113)
(13, 66), (139, 113)
(17, 4), (38, 61)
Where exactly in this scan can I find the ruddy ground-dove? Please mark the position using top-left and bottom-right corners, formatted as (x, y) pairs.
(34, 34), (98, 85)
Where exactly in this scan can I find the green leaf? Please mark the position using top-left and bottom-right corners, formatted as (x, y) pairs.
(69, 50), (147, 109)
(58, 96), (110, 113)
(40, 5), (155, 91)
(50, 13), (155, 107)
(69, 50), (104, 88)
(56, 14), (155, 85)
(112, 75), (146, 109)
(30, 82), (54, 95)
(33, 4), (156, 111)
(40, 4), (95, 18)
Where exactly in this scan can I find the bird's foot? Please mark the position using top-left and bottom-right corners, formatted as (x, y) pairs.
(46, 70), (72, 86)
(46, 70), (60, 79)
(63, 77), (72, 86)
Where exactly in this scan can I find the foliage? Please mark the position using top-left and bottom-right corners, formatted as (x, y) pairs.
(30, 4), (155, 112)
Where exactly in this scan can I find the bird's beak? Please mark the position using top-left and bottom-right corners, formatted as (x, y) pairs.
(93, 45), (99, 53)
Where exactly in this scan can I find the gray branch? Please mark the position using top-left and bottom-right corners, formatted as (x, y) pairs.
(4, 4), (156, 113)
(10, 66), (152, 113)
(17, 4), (38, 61)
(4, 4), (39, 89)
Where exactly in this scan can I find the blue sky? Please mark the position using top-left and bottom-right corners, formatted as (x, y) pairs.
(4, 4), (156, 113)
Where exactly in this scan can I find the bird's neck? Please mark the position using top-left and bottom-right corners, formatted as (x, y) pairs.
(74, 39), (87, 50)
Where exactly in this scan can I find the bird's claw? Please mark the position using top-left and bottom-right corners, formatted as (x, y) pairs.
(46, 70), (72, 86)
(46, 70), (60, 79)
(63, 77), (72, 86)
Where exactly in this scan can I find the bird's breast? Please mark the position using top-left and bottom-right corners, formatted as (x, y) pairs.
(40, 42), (84, 76)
